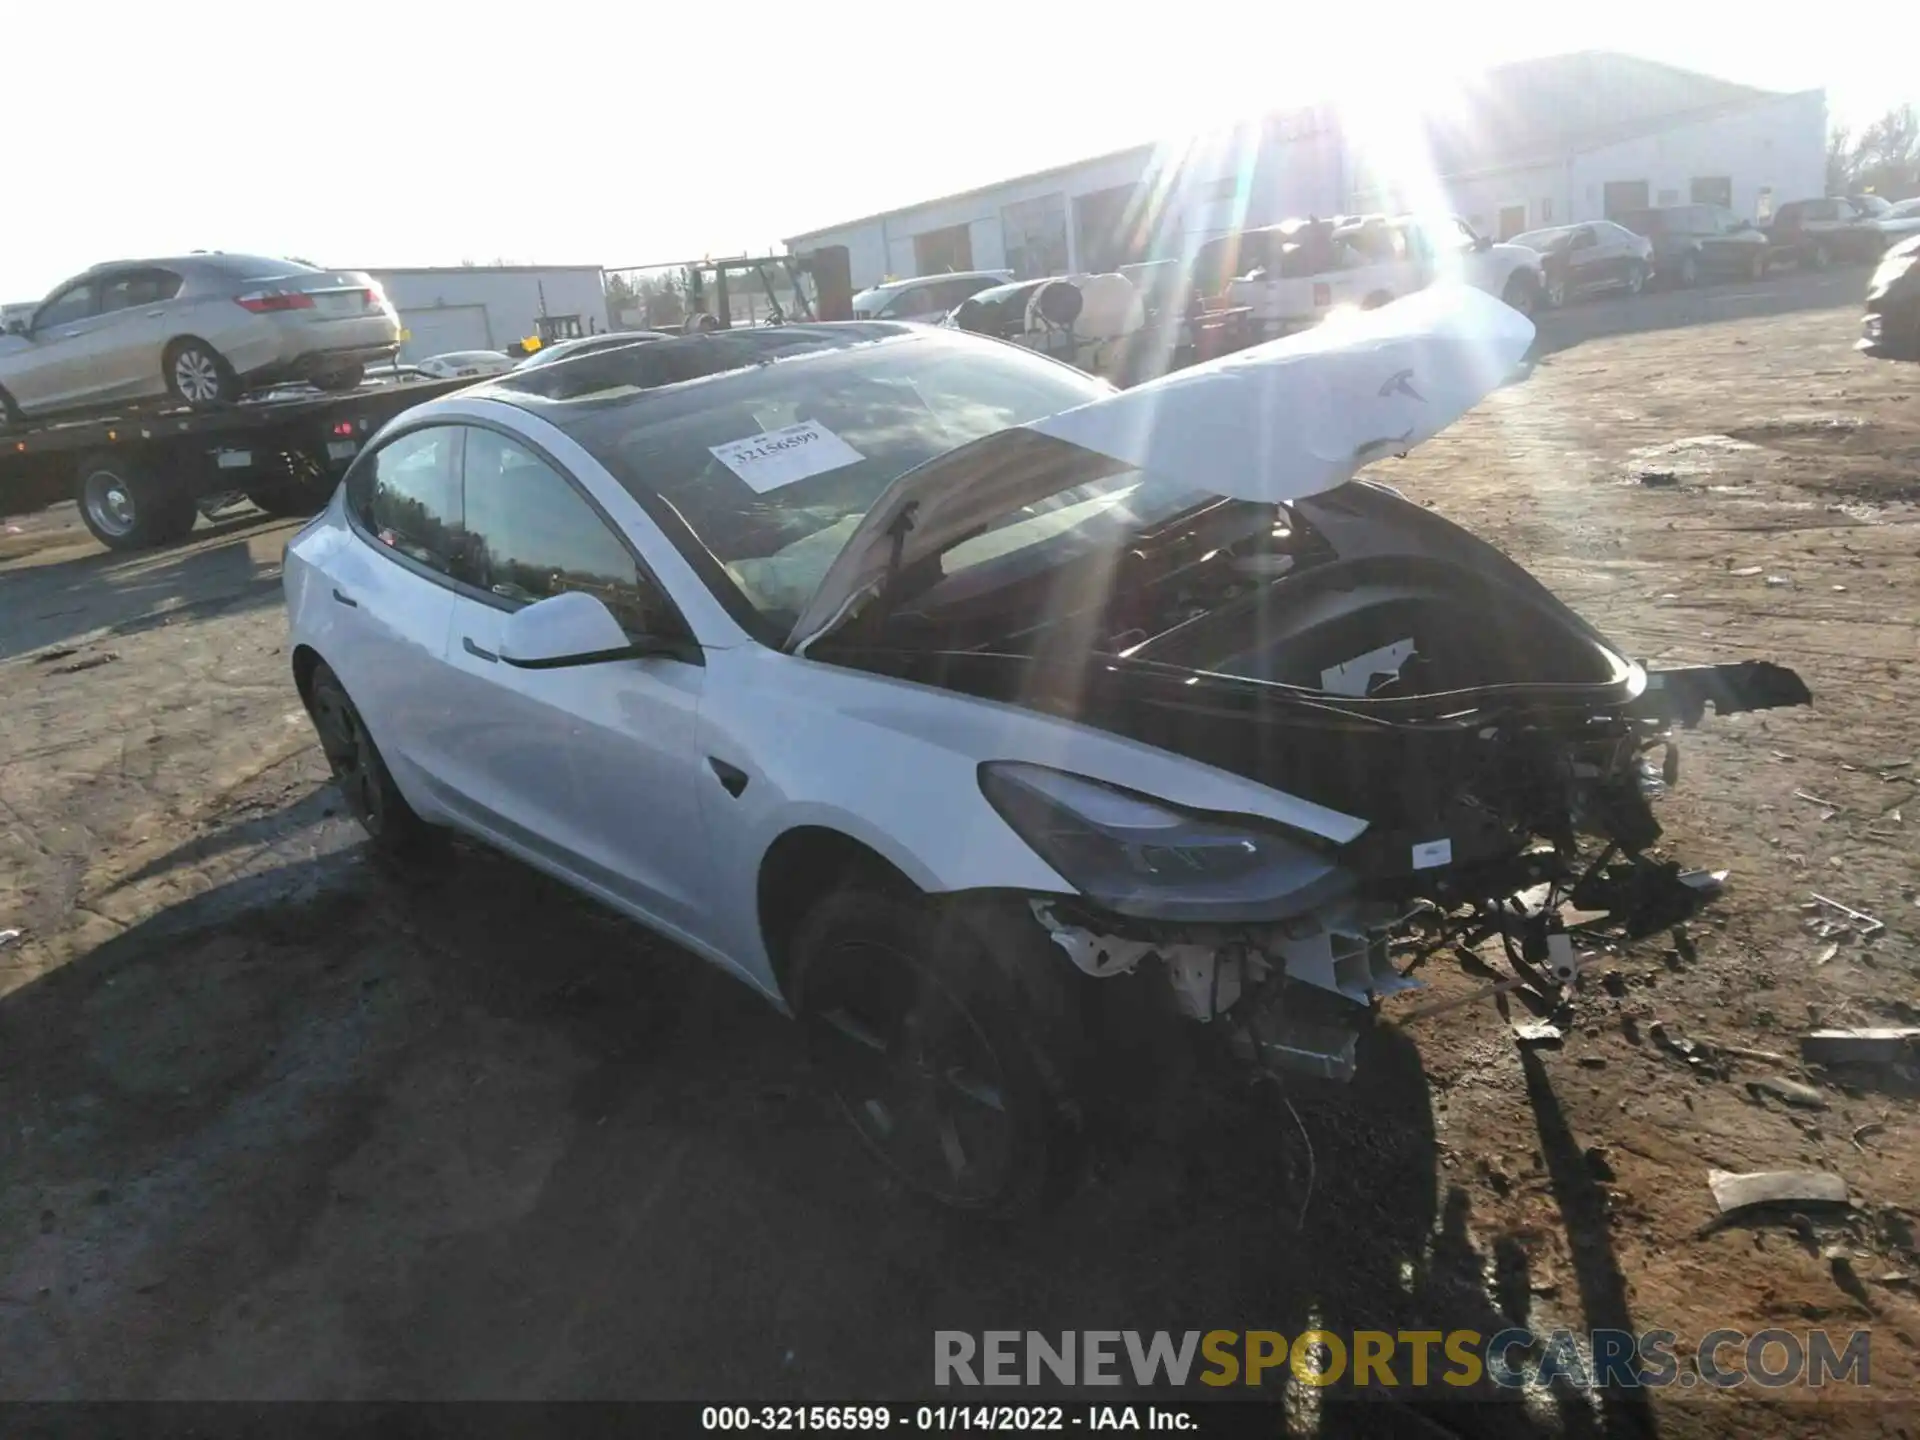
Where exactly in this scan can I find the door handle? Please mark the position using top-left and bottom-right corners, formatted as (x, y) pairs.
(462, 636), (498, 662)
(331, 587), (358, 608)
(145, 311), (165, 319)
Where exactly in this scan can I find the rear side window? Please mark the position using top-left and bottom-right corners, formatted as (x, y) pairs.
(455, 428), (668, 637)
(349, 426), (463, 574)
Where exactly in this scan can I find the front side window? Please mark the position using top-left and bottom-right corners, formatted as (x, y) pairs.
(455, 428), (665, 637)
(350, 426), (463, 574)
(35, 281), (97, 330)
(879, 286), (932, 318)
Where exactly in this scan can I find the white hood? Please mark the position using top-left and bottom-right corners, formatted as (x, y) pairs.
(788, 283), (1535, 653)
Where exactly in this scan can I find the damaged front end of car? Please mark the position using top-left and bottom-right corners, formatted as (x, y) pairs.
(791, 285), (1813, 1082)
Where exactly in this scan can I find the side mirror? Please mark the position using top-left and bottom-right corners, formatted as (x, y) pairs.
(1473, 234), (1493, 252)
(497, 591), (661, 668)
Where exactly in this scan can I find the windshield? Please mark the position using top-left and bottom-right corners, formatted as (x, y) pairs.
(1854, 195), (1892, 217)
(1511, 228), (1569, 251)
(541, 331), (1145, 633)
(849, 287), (892, 319)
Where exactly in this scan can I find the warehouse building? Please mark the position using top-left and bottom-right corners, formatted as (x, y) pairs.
(784, 52), (1825, 286)
(1350, 52), (1827, 239)
(363, 265), (611, 362)
(784, 105), (1347, 290)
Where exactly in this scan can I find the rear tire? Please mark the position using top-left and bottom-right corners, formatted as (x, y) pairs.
(1810, 241), (1832, 271)
(304, 662), (438, 861)
(789, 889), (1087, 1216)
(1749, 249), (1767, 281)
(1678, 252), (1700, 288)
(73, 452), (197, 551)
(312, 363), (364, 392)
(164, 338), (239, 404)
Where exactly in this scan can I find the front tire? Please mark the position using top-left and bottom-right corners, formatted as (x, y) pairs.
(164, 338), (239, 404)
(1809, 241), (1832, 271)
(304, 662), (437, 861)
(1625, 261), (1647, 296)
(1501, 271), (1539, 316)
(73, 452), (197, 551)
(1677, 252), (1700, 288)
(789, 889), (1086, 1215)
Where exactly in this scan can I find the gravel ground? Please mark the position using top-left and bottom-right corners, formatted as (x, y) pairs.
(1, 267), (1916, 1434)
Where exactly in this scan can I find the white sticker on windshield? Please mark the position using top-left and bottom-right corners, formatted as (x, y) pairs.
(1411, 838), (1452, 871)
(709, 420), (865, 494)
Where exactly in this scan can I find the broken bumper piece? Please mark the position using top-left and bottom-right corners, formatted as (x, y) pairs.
(1633, 662), (1812, 729)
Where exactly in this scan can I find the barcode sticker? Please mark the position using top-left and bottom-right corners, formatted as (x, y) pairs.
(710, 420), (864, 494)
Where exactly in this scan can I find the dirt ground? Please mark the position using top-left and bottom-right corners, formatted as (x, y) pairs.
(2, 267), (1917, 1435)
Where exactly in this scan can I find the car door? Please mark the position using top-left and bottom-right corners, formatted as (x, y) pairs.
(85, 268), (179, 401)
(436, 423), (715, 944)
(1563, 227), (1603, 295)
(9, 279), (101, 412)
(327, 425), (469, 802)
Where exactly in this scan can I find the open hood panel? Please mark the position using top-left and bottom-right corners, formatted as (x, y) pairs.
(786, 284), (1534, 653)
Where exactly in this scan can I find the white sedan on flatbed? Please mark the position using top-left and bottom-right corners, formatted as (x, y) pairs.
(284, 287), (1810, 1212)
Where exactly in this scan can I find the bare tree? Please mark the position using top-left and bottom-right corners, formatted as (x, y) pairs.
(1828, 104), (1920, 199)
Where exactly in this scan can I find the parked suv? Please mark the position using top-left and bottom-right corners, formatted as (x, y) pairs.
(0, 254), (400, 420)
(1615, 205), (1771, 287)
(1765, 197), (1887, 268)
(1511, 221), (1655, 305)
(850, 271), (1013, 323)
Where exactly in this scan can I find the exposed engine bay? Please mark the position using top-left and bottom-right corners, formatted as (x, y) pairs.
(817, 477), (1813, 1083)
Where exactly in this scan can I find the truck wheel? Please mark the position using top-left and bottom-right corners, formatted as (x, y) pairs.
(312, 363), (364, 392)
(1678, 252), (1700, 288)
(1810, 241), (1832, 271)
(74, 453), (198, 550)
(164, 338), (239, 405)
(1749, 250), (1767, 281)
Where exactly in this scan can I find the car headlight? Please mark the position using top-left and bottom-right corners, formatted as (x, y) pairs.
(978, 762), (1353, 922)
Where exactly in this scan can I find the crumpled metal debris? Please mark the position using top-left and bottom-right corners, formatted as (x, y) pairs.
(1801, 1028), (1920, 1066)
(1746, 1076), (1828, 1110)
(1708, 1169), (1849, 1216)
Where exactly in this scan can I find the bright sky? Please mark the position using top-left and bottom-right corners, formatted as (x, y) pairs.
(4, 1), (1909, 301)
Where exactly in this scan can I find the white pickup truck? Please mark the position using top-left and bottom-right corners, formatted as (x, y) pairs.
(1215, 214), (1544, 339)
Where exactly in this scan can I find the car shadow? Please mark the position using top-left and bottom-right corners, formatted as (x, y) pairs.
(0, 816), (1644, 1425)
(1527, 264), (1870, 362)
(0, 512), (290, 662)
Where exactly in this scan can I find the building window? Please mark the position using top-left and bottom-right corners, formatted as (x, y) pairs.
(912, 223), (974, 276)
(538, 314), (583, 342)
(1602, 180), (1650, 219)
(1690, 176), (1733, 208)
(1000, 194), (1069, 280)
(1073, 183), (1157, 273)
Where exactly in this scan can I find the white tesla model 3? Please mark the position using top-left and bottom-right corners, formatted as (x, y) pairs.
(283, 286), (1809, 1211)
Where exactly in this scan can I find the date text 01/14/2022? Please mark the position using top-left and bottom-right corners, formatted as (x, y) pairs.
(699, 1404), (1199, 1432)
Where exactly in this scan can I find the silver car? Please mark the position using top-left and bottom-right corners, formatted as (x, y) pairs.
(0, 254), (400, 420)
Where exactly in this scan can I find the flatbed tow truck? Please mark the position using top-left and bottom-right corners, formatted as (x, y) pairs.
(0, 376), (476, 551)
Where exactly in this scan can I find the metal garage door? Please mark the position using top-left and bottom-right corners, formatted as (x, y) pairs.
(397, 305), (491, 363)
